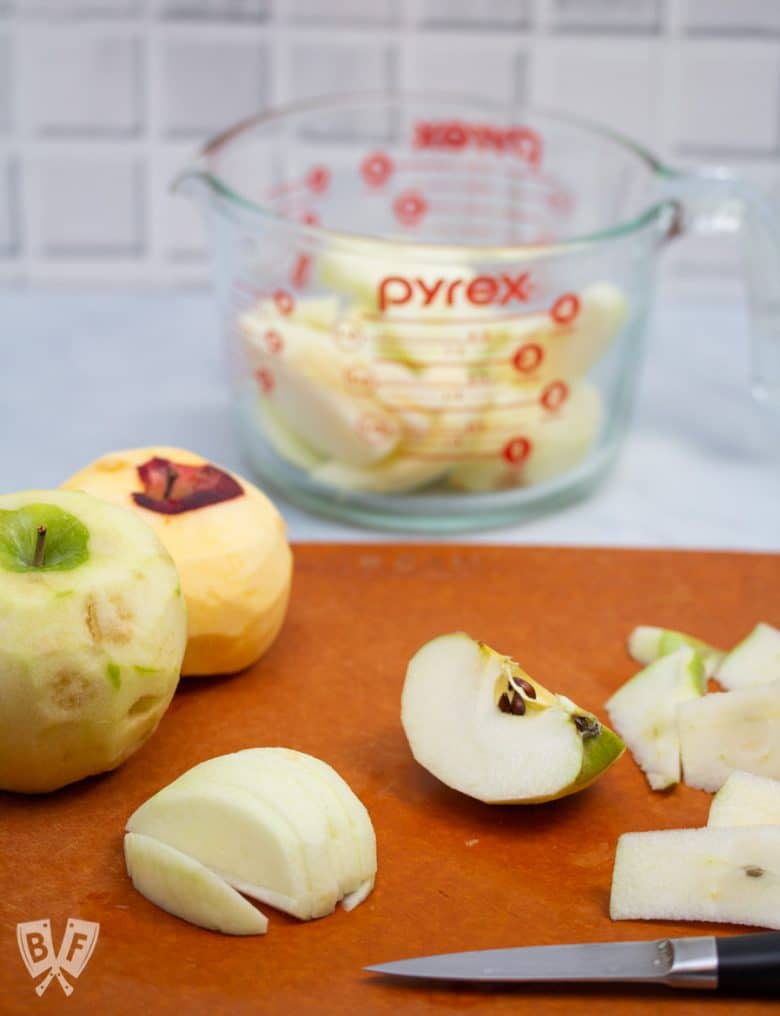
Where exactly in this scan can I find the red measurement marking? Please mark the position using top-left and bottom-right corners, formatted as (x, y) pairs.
(344, 364), (375, 393)
(291, 252), (312, 289)
(512, 342), (544, 373)
(301, 211), (320, 226)
(541, 380), (569, 412)
(263, 329), (283, 355)
(550, 293), (580, 325)
(547, 189), (574, 214)
(358, 413), (396, 445)
(255, 368), (275, 394)
(393, 189), (427, 227)
(413, 121), (543, 168)
(273, 289), (294, 315)
(361, 151), (394, 188)
(305, 165), (330, 194)
(502, 436), (533, 466)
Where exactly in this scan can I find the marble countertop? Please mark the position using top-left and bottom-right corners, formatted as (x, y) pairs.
(2, 284), (778, 550)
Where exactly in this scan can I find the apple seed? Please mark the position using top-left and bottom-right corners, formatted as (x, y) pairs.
(510, 675), (536, 700)
(744, 866), (765, 878)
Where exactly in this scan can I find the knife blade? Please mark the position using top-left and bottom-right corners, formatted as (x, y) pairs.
(366, 932), (780, 992)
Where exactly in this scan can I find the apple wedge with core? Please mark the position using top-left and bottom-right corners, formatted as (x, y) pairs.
(678, 681), (780, 791)
(716, 623), (780, 690)
(124, 833), (268, 935)
(605, 648), (705, 790)
(125, 749), (376, 933)
(610, 826), (780, 930)
(627, 625), (724, 677)
(401, 633), (624, 804)
(708, 771), (780, 827)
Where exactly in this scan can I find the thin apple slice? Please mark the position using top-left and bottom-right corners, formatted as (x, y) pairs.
(181, 749), (362, 902)
(708, 771), (780, 827)
(605, 648), (705, 790)
(716, 623), (780, 690)
(627, 625), (724, 677)
(610, 826), (780, 930)
(256, 400), (324, 471)
(126, 780), (318, 919)
(678, 680), (780, 792)
(401, 632), (624, 804)
(124, 833), (268, 935)
(271, 748), (377, 898)
(171, 754), (342, 916)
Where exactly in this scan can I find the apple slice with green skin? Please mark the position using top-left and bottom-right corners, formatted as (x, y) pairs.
(400, 632), (624, 804)
(678, 680), (780, 791)
(716, 622), (780, 690)
(0, 490), (186, 794)
(605, 648), (706, 791)
(627, 625), (724, 677)
(124, 833), (268, 936)
(708, 771), (780, 827)
(610, 826), (780, 930)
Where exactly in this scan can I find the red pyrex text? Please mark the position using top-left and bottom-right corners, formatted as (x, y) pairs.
(378, 272), (533, 312)
(413, 121), (543, 167)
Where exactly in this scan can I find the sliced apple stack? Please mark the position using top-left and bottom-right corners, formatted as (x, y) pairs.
(124, 748), (376, 935)
(607, 621), (780, 792)
(400, 632), (624, 804)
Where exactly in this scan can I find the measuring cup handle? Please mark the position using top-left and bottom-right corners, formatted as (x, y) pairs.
(662, 169), (780, 410)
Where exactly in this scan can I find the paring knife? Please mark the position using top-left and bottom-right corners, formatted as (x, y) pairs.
(366, 932), (780, 992)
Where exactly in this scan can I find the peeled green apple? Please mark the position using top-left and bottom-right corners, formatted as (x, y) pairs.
(716, 622), (780, 690)
(610, 826), (780, 930)
(677, 680), (780, 791)
(605, 648), (705, 790)
(0, 490), (186, 793)
(708, 771), (780, 827)
(627, 624), (724, 677)
(125, 748), (376, 933)
(400, 632), (624, 804)
(62, 448), (292, 677)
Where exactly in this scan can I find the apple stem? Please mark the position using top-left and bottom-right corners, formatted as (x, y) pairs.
(33, 525), (47, 567)
(164, 468), (178, 500)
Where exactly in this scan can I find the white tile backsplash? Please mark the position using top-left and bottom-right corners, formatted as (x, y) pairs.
(676, 42), (780, 156)
(24, 29), (143, 136)
(1, 0), (779, 283)
(36, 156), (144, 255)
(162, 37), (268, 138)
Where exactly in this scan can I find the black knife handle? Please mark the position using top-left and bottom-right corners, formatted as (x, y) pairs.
(717, 933), (780, 993)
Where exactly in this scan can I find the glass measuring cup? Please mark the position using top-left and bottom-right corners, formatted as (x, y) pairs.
(177, 93), (780, 532)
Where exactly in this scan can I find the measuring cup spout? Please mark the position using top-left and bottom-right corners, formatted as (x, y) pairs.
(171, 161), (211, 204)
(663, 168), (780, 411)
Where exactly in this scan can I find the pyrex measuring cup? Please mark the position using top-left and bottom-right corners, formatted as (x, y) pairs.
(177, 93), (780, 532)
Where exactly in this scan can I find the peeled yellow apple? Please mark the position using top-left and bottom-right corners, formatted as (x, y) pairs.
(62, 447), (292, 676)
(0, 489), (186, 792)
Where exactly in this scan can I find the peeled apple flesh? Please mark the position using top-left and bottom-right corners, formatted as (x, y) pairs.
(708, 771), (780, 828)
(716, 623), (780, 690)
(610, 826), (780, 930)
(627, 625), (724, 678)
(125, 748), (376, 933)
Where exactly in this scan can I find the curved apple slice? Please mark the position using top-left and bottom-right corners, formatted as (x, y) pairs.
(716, 622), (780, 690)
(401, 632), (624, 804)
(708, 771), (780, 827)
(124, 833), (268, 935)
(178, 750), (359, 902)
(256, 400), (324, 471)
(605, 648), (706, 791)
(126, 781), (318, 919)
(271, 749), (377, 897)
(449, 380), (602, 492)
(627, 625), (724, 678)
(172, 755), (342, 916)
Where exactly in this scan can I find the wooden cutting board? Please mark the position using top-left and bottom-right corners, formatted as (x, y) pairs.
(1, 544), (779, 1015)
